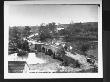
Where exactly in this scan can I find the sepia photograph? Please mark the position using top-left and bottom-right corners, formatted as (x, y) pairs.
(4, 0), (102, 79)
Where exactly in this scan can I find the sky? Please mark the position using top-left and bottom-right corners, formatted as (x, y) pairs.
(7, 4), (98, 26)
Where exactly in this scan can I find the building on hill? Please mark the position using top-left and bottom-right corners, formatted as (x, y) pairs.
(56, 24), (69, 32)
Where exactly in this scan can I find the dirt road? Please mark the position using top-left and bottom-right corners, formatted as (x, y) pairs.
(8, 52), (95, 73)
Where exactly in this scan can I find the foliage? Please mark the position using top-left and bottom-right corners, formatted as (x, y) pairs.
(9, 22), (98, 57)
(9, 27), (22, 51)
(17, 50), (28, 56)
(38, 22), (57, 41)
(58, 22), (98, 41)
(9, 27), (30, 54)
(57, 22), (98, 55)
(22, 26), (31, 38)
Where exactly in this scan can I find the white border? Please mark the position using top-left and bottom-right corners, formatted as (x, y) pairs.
(4, 0), (102, 79)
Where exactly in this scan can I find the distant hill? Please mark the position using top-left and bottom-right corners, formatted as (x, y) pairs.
(9, 26), (25, 30)
(57, 22), (98, 29)
(9, 26), (39, 34)
(81, 22), (98, 28)
(9, 22), (98, 35)
(57, 24), (69, 29)
(30, 26), (39, 33)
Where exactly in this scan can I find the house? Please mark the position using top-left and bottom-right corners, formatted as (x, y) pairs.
(28, 40), (44, 52)
(56, 24), (69, 32)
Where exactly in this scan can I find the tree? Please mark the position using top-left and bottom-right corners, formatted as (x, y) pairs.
(9, 27), (30, 54)
(38, 22), (57, 41)
(58, 29), (69, 36)
(9, 27), (22, 52)
(45, 22), (57, 36)
(23, 26), (31, 38)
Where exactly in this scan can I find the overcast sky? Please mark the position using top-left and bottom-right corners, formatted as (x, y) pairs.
(7, 4), (98, 26)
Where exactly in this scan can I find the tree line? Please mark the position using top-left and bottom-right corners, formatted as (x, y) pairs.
(9, 22), (98, 55)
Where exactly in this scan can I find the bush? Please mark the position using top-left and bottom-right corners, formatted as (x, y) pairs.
(17, 50), (27, 57)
